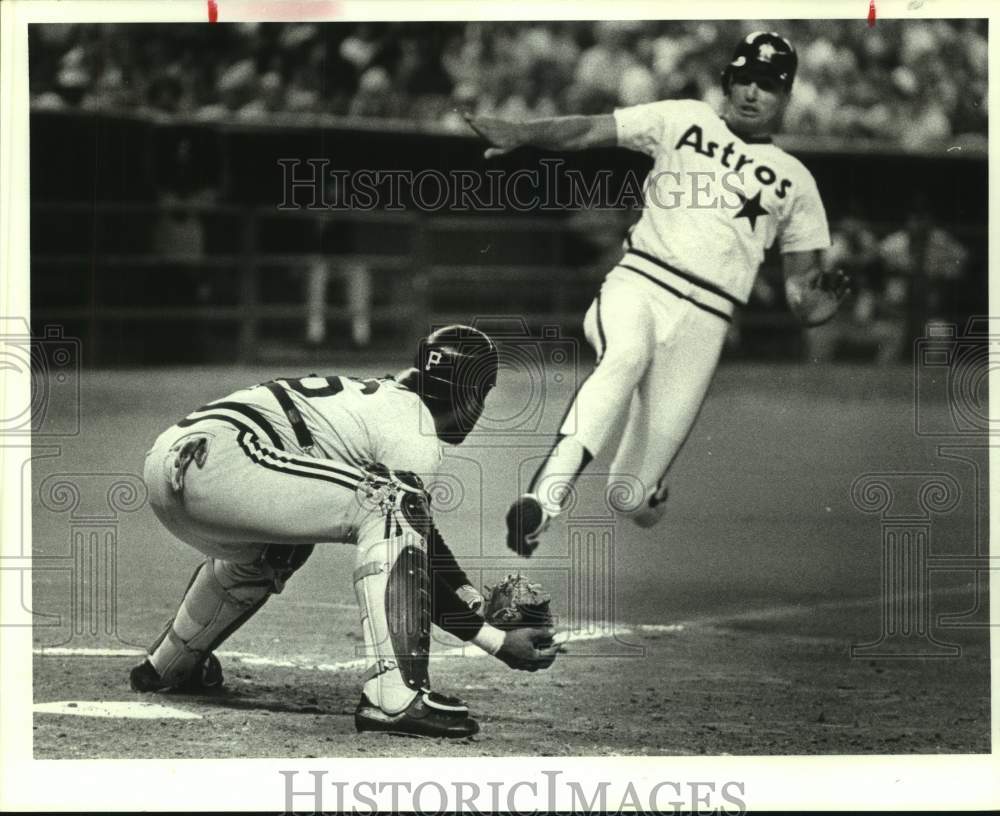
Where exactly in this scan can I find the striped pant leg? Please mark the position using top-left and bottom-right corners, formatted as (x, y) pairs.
(147, 421), (369, 556)
(608, 301), (728, 522)
(558, 274), (658, 457)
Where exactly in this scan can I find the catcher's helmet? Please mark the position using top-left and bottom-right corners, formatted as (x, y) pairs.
(416, 324), (499, 403)
(721, 31), (797, 93)
(409, 324), (499, 443)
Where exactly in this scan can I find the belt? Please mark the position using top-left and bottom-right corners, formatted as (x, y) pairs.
(617, 249), (738, 322)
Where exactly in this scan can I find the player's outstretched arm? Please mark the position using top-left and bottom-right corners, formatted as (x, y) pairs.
(464, 112), (617, 158)
(782, 249), (852, 328)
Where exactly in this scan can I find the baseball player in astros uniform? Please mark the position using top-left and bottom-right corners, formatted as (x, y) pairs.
(130, 325), (558, 738)
(466, 32), (851, 554)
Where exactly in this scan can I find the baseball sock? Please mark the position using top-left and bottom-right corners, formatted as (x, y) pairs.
(528, 435), (593, 517)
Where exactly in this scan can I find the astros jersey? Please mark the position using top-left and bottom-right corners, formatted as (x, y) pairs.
(614, 98), (830, 305)
(178, 375), (443, 478)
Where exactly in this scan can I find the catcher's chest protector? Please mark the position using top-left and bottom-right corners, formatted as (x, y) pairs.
(353, 482), (432, 715)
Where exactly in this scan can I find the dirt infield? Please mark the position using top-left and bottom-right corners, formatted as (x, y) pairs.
(29, 363), (991, 757)
(33, 595), (989, 758)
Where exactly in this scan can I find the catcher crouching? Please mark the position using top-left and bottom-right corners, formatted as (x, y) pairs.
(131, 325), (558, 738)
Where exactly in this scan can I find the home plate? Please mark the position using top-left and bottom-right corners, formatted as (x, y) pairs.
(33, 701), (202, 720)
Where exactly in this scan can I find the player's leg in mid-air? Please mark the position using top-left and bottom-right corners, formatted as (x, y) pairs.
(507, 273), (657, 553)
(132, 421), (477, 737)
(605, 299), (728, 528)
(508, 274), (731, 552)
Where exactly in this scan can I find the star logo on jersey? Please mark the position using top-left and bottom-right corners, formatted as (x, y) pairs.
(733, 190), (769, 231)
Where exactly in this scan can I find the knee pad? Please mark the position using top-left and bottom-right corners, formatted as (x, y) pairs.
(353, 479), (431, 715)
(263, 543), (316, 593)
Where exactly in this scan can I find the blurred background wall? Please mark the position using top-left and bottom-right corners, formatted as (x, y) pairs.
(28, 19), (988, 366)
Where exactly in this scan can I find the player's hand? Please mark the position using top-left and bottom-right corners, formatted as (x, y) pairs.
(495, 626), (559, 671)
(817, 268), (852, 302)
(463, 112), (523, 159)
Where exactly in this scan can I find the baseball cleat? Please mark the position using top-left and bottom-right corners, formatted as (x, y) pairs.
(505, 494), (550, 557)
(355, 690), (479, 739)
(129, 659), (164, 692)
(632, 481), (670, 528)
(129, 653), (224, 694)
(649, 481), (669, 508)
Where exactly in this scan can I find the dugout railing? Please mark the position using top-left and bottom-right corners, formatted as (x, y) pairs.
(31, 201), (621, 364)
(33, 199), (868, 366)
(28, 110), (988, 366)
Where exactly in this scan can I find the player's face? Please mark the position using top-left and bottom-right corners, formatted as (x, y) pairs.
(436, 390), (490, 445)
(727, 75), (788, 135)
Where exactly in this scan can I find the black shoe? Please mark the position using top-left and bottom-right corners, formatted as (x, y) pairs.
(355, 690), (479, 739)
(175, 653), (224, 693)
(505, 494), (549, 557)
(129, 653), (224, 694)
(129, 658), (165, 692)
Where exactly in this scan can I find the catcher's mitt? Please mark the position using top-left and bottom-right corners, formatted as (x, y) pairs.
(481, 573), (553, 631)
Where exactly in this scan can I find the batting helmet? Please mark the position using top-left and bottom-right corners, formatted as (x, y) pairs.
(415, 324), (499, 403)
(721, 31), (797, 93)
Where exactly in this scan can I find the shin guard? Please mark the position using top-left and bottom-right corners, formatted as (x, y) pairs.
(149, 545), (313, 687)
(353, 508), (431, 715)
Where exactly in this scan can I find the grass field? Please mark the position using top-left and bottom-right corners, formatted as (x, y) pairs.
(29, 361), (990, 757)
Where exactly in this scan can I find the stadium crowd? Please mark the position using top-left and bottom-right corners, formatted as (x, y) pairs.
(30, 19), (987, 149)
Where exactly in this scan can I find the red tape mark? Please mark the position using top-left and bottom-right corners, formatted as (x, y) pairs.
(868, 0), (877, 27)
(207, 0), (219, 23)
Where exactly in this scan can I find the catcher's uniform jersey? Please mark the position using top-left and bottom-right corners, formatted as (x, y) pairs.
(181, 375), (443, 476)
(145, 375), (443, 560)
(614, 98), (831, 306)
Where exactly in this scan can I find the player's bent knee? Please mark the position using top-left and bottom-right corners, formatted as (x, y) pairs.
(262, 543), (315, 593)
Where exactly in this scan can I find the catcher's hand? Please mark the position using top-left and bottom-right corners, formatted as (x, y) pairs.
(496, 627), (558, 672)
(482, 574), (558, 671)
(463, 112), (523, 159)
